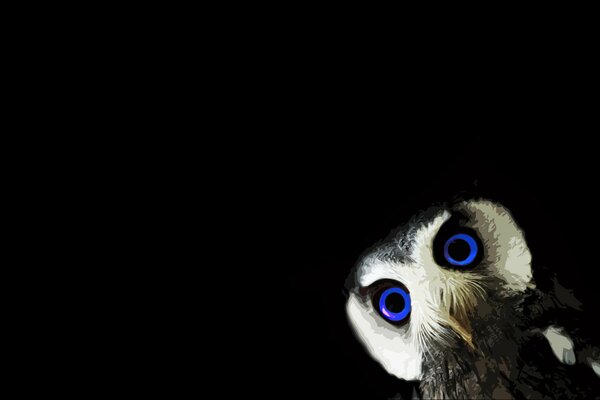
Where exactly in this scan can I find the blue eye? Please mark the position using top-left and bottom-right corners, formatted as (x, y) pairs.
(444, 233), (478, 266)
(378, 287), (411, 322)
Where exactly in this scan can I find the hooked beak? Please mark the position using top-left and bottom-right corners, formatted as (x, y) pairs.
(447, 315), (475, 350)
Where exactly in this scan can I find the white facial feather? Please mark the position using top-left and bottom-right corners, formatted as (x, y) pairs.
(347, 293), (423, 380)
(461, 200), (533, 293)
(348, 213), (453, 380)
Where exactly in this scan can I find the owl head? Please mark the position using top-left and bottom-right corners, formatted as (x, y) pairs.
(345, 199), (534, 382)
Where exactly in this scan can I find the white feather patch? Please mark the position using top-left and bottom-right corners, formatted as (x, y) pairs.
(542, 326), (576, 365)
(591, 360), (600, 378)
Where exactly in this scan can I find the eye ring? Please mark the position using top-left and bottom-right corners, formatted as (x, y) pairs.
(378, 287), (411, 322)
(443, 233), (478, 266)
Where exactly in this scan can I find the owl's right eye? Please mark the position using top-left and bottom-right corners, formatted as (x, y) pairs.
(371, 282), (411, 324)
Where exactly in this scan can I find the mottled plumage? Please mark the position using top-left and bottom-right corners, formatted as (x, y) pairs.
(346, 199), (599, 399)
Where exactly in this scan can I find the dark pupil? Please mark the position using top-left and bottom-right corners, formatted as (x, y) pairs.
(448, 238), (470, 261)
(385, 292), (405, 313)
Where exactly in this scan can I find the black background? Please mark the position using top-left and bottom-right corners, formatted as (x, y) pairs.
(250, 133), (599, 399)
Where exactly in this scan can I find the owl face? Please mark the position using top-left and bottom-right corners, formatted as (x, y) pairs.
(345, 199), (533, 381)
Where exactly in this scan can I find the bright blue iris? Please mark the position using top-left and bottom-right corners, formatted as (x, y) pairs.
(444, 233), (478, 266)
(379, 287), (411, 322)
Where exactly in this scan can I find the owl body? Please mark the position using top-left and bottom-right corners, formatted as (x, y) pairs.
(346, 199), (599, 399)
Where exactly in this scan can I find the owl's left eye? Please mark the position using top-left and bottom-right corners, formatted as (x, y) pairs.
(444, 233), (479, 266)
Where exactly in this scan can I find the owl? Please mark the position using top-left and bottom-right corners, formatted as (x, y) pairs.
(345, 199), (599, 399)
